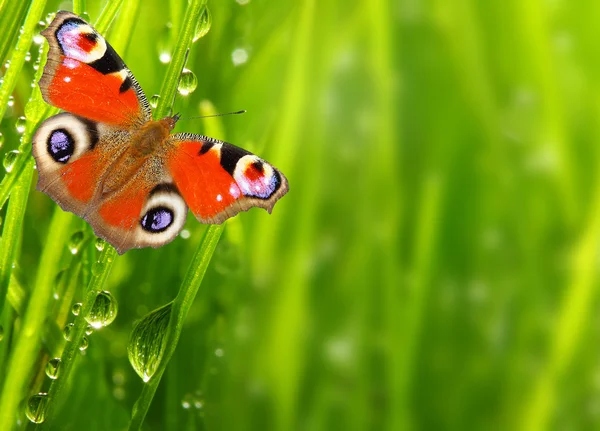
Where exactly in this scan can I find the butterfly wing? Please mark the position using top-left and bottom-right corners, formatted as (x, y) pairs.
(33, 113), (188, 254)
(166, 134), (289, 223)
(39, 10), (151, 127)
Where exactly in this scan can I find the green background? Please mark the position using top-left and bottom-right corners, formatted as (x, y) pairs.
(0, 0), (597, 429)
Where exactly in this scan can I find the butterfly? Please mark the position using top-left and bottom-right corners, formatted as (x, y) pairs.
(32, 11), (288, 254)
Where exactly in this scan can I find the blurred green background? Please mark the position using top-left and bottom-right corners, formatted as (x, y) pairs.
(2, 0), (600, 429)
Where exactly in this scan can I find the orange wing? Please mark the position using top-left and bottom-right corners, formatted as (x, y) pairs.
(40, 11), (150, 127)
(167, 134), (289, 224)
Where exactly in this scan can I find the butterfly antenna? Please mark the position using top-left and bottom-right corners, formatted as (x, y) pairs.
(180, 110), (246, 121)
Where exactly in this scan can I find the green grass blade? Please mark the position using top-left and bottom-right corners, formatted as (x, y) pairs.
(129, 225), (224, 430)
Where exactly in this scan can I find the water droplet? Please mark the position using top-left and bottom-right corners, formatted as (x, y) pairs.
(94, 238), (105, 251)
(71, 303), (82, 316)
(159, 52), (171, 64)
(0, 326), (4, 342)
(33, 34), (44, 45)
(178, 69), (197, 96)
(25, 393), (48, 424)
(180, 229), (190, 239)
(236, 0), (251, 4)
(158, 23), (173, 64)
(128, 303), (172, 382)
(0, 132), (4, 149)
(7, 95), (14, 107)
(182, 392), (205, 410)
(193, 6), (212, 42)
(232, 48), (249, 66)
(91, 261), (106, 276)
(3, 150), (20, 173)
(81, 12), (91, 22)
(15, 116), (26, 133)
(63, 323), (74, 341)
(85, 325), (93, 335)
(149, 94), (160, 109)
(4, 60), (10, 69)
(68, 231), (85, 254)
(215, 347), (224, 357)
(45, 12), (56, 25)
(85, 291), (118, 329)
(24, 52), (31, 62)
(45, 358), (61, 379)
(79, 336), (89, 351)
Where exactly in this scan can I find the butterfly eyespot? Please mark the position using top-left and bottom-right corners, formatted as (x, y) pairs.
(47, 129), (74, 163)
(141, 206), (174, 233)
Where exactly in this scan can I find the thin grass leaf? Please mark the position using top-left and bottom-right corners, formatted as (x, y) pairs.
(129, 223), (223, 430)
(0, 0), (47, 123)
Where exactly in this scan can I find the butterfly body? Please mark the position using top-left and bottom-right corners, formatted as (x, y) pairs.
(33, 12), (288, 254)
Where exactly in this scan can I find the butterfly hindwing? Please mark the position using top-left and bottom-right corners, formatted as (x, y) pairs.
(167, 134), (289, 223)
(32, 113), (188, 254)
(39, 10), (151, 127)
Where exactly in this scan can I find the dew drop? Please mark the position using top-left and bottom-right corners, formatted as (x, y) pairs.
(7, 95), (14, 107)
(3, 150), (20, 173)
(45, 358), (61, 380)
(178, 69), (198, 96)
(128, 303), (172, 382)
(15, 116), (26, 133)
(85, 325), (94, 335)
(232, 48), (249, 66)
(85, 291), (118, 329)
(193, 6), (212, 42)
(182, 392), (205, 410)
(149, 94), (160, 109)
(91, 261), (106, 276)
(0, 132), (4, 149)
(45, 12), (56, 25)
(24, 52), (31, 62)
(236, 0), (251, 4)
(4, 60), (10, 69)
(25, 393), (48, 424)
(158, 23), (173, 64)
(68, 231), (85, 254)
(71, 302), (82, 316)
(0, 326), (4, 342)
(94, 238), (105, 251)
(63, 323), (74, 341)
(180, 229), (190, 239)
(33, 34), (44, 45)
(159, 52), (171, 64)
(79, 336), (89, 351)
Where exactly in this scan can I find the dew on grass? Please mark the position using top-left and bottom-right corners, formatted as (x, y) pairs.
(85, 291), (118, 329)
(178, 69), (198, 96)
(68, 231), (85, 254)
(15, 116), (26, 133)
(45, 358), (61, 380)
(71, 302), (82, 316)
(63, 323), (74, 341)
(25, 393), (49, 424)
(3, 150), (20, 173)
(128, 303), (172, 382)
(193, 6), (212, 42)
(150, 94), (160, 109)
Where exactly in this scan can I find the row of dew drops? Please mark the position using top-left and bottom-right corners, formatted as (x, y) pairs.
(25, 234), (117, 423)
(2, 4), (254, 174)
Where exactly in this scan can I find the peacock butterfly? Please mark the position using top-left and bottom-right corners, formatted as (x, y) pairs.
(32, 11), (288, 254)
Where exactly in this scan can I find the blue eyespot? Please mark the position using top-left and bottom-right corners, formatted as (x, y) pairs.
(47, 129), (74, 163)
(141, 207), (173, 233)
